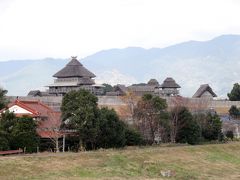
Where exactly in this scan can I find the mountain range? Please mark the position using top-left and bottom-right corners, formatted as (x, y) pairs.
(1, 34), (240, 97)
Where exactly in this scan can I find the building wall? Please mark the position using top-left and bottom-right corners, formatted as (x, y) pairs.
(8, 105), (33, 114)
(200, 91), (214, 99)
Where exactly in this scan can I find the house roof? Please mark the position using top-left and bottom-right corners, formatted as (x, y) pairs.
(28, 90), (41, 97)
(160, 77), (181, 88)
(27, 90), (50, 97)
(37, 111), (62, 138)
(147, 79), (159, 87)
(114, 84), (128, 94)
(192, 84), (217, 98)
(53, 56), (96, 78)
(4, 100), (54, 117)
(0, 100), (62, 138)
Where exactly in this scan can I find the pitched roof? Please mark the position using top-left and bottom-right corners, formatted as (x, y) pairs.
(160, 77), (181, 88)
(0, 100), (55, 117)
(28, 90), (41, 97)
(147, 79), (159, 87)
(37, 111), (62, 138)
(114, 84), (128, 94)
(192, 84), (217, 98)
(27, 90), (50, 97)
(53, 56), (96, 78)
(1, 100), (62, 138)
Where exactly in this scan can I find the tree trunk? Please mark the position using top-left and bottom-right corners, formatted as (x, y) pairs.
(56, 137), (60, 152)
(79, 138), (84, 151)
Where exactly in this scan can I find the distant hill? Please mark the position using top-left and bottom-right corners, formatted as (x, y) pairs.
(1, 34), (240, 97)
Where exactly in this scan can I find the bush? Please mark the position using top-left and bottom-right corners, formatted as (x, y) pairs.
(0, 132), (9, 151)
(97, 108), (126, 149)
(125, 126), (143, 146)
(10, 117), (40, 153)
(229, 105), (240, 118)
(225, 131), (234, 140)
(202, 113), (222, 141)
(176, 108), (201, 145)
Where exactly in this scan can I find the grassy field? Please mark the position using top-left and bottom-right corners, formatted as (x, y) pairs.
(1, 143), (240, 180)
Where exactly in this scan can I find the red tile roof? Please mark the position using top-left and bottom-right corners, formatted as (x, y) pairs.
(1, 100), (62, 138)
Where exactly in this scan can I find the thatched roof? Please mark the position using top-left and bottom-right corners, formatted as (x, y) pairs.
(114, 84), (128, 94)
(160, 77), (181, 88)
(53, 56), (96, 78)
(28, 90), (41, 96)
(192, 84), (217, 98)
(147, 79), (159, 87)
(27, 90), (50, 97)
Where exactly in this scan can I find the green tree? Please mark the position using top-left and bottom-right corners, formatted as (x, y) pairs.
(97, 107), (126, 148)
(175, 108), (201, 145)
(0, 131), (9, 151)
(0, 112), (16, 150)
(229, 105), (240, 118)
(0, 88), (8, 109)
(228, 83), (240, 101)
(225, 130), (234, 140)
(102, 83), (113, 94)
(0, 111), (16, 134)
(61, 89), (99, 151)
(125, 125), (143, 146)
(202, 113), (222, 141)
(11, 116), (39, 153)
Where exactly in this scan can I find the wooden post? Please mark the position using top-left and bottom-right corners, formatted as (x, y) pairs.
(63, 134), (65, 153)
(56, 137), (59, 153)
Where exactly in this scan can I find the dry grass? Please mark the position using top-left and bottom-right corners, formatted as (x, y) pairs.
(1, 143), (240, 179)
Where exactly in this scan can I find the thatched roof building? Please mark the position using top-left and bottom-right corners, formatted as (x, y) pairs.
(160, 77), (181, 89)
(48, 56), (102, 96)
(193, 84), (217, 98)
(159, 77), (180, 96)
(53, 56), (95, 78)
(147, 79), (159, 87)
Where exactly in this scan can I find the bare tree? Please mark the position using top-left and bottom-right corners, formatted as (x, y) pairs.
(120, 90), (139, 124)
(133, 94), (167, 144)
(168, 96), (189, 143)
(37, 111), (62, 152)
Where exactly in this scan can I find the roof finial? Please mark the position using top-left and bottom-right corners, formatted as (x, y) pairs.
(71, 56), (77, 60)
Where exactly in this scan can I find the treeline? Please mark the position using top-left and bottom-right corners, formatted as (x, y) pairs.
(61, 90), (143, 151)
(61, 90), (223, 150)
(132, 94), (223, 145)
(0, 88), (224, 152)
(0, 112), (39, 152)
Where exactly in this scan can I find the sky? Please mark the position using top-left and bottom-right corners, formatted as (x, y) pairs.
(0, 0), (240, 61)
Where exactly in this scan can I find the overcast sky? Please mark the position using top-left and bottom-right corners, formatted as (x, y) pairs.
(0, 0), (240, 61)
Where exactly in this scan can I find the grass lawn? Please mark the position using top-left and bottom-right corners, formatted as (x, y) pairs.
(1, 142), (240, 180)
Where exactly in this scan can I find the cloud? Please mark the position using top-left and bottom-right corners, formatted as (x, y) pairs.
(0, 0), (240, 60)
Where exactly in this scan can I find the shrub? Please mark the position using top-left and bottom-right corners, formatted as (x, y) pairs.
(225, 131), (234, 140)
(125, 126), (143, 146)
